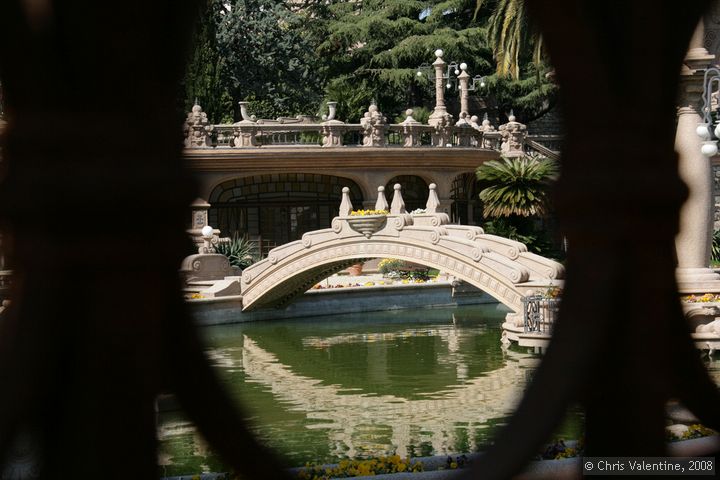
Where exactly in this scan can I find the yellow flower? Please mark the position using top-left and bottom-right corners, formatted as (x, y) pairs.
(350, 209), (389, 216)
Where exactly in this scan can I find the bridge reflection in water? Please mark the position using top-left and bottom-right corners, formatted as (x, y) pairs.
(158, 304), (584, 474)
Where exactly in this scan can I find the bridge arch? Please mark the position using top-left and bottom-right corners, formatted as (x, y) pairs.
(241, 184), (564, 313)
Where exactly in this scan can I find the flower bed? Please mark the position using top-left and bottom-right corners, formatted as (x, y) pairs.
(296, 456), (423, 479)
(683, 293), (720, 303)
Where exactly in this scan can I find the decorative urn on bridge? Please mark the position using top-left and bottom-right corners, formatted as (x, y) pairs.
(346, 211), (388, 238)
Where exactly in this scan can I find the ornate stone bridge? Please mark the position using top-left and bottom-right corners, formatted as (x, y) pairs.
(240, 183), (564, 313)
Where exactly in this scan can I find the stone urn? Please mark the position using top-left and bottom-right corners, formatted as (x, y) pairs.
(346, 214), (387, 238)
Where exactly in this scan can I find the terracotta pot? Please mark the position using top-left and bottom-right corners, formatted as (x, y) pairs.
(347, 262), (364, 276)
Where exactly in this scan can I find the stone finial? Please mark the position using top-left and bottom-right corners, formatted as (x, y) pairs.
(238, 101), (256, 123)
(339, 187), (353, 216)
(401, 109), (422, 147)
(481, 113), (493, 129)
(390, 183), (406, 214)
(426, 183), (441, 213)
(499, 110), (527, 157)
(234, 101), (259, 147)
(360, 103), (387, 147)
(322, 101), (338, 121)
(321, 101), (345, 147)
(402, 109), (421, 125)
(183, 102), (214, 147)
(375, 186), (389, 211)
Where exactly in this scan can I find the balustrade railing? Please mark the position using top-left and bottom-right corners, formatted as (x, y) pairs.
(522, 295), (560, 334)
(183, 102), (563, 155)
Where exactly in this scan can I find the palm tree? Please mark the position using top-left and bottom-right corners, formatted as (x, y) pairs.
(475, 0), (543, 79)
(475, 154), (558, 218)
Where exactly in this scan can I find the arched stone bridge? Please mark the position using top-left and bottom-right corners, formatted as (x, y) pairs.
(241, 184), (564, 312)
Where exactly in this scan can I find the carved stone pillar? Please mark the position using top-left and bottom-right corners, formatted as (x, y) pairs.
(457, 69), (471, 119)
(428, 49), (450, 125)
(360, 104), (387, 147)
(183, 103), (214, 147)
(428, 50), (454, 147)
(186, 198), (221, 250)
(498, 111), (526, 157)
(477, 113), (497, 149)
(400, 109), (422, 147)
(675, 22), (720, 292)
(232, 101), (258, 147)
(321, 101), (344, 147)
(454, 113), (475, 147)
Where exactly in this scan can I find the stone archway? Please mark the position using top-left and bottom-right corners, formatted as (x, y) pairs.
(385, 175), (428, 213)
(241, 184), (564, 313)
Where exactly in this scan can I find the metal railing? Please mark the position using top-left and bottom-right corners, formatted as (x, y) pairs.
(522, 295), (560, 334)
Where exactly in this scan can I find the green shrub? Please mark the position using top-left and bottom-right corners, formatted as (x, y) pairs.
(215, 233), (258, 269)
(378, 258), (405, 274)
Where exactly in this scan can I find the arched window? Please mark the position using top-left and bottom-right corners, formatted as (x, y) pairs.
(384, 175), (428, 213)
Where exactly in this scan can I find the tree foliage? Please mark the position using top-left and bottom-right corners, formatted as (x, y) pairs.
(179, 0), (557, 123)
(216, 0), (323, 120)
(475, 0), (543, 80)
(181, 0), (232, 123)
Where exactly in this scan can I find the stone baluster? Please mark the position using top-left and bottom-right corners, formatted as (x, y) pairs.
(360, 103), (387, 147)
(375, 186), (389, 211)
(426, 183), (441, 213)
(321, 101), (345, 147)
(498, 110), (526, 157)
(339, 186), (353, 216)
(390, 183), (407, 214)
(233, 101), (258, 147)
(183, 102), (214, 148)
(400, 109), (422, 147)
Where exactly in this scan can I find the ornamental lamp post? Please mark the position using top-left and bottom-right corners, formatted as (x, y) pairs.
(697, 67), (720, 156)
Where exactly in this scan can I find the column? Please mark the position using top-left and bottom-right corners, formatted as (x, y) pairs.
(675, 20), (720, 291)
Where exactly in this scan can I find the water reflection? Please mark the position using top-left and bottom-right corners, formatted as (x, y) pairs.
(158, 304), (563, 473)
(240, 333), (537, 459)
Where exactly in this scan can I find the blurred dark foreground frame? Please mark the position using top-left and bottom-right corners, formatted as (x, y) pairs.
(0, 1), (717, 479)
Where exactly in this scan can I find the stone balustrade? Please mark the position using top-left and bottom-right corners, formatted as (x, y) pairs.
(181, 102), (547, 153)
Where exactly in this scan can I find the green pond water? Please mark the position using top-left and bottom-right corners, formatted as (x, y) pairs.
(157, 304), (720, 476)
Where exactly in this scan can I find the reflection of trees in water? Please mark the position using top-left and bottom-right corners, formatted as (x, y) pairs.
(240, 335), (539, 459)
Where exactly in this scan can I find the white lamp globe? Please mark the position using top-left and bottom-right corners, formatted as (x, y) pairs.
(701, 141), (718, 157)
(460, 62), (468, 71)
(446, 83), (452, 89)
(201, 225), (214, 237)
(416, 70), (423, 77)
(480, 80), (486, 87)
(454, 69), (460, 75)
(697, 123), (711, 140)
(434, 49), (444, 57)
(714, 122), (720, 139)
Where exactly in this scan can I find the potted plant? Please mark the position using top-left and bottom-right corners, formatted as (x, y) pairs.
(347, 209), (388, 237)
(347, 262), (364, 276)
